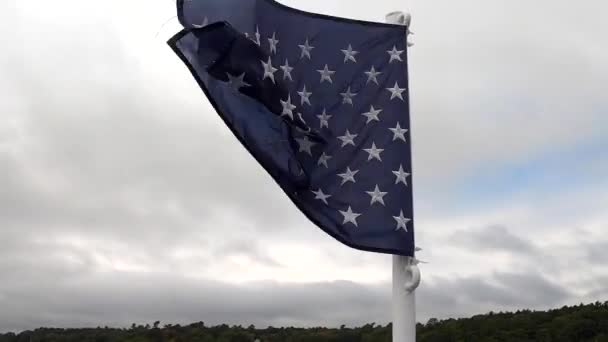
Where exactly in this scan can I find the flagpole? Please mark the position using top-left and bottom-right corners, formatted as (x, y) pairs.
(392, 255), (420, 342)
(385, 11), (420, 342)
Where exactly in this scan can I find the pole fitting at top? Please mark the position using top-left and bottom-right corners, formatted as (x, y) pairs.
(385, 11), (414, 47)
(403, 257), (421, 292)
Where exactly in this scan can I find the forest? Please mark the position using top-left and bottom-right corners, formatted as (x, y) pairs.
(1, 301), (607, 341)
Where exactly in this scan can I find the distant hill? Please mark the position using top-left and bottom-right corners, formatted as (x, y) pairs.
(1, 301), (607, 341)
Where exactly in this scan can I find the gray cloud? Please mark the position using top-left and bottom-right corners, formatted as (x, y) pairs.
(214, 240), (284, 268)
(0, 269), (574, 333)
(586, 240), (608, 265)
(492, 273), (571, 308)
(450, 225), (538, 256)
(418, 272), (571, 321)
(585, 276), (608, 300)
(0, 273), (389, 333)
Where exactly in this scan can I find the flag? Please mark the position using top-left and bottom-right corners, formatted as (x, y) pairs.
(168, 0), (415, 256)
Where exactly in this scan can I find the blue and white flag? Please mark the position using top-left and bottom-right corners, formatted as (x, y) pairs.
(168, 0), (415, 256)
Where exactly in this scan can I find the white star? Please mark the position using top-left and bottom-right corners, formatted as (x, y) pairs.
(387, 45), (404, 63)
(387, 81), (406, 101)
(393, 210), (411, 231)
(340, 206), (361, 227)
(280, 94), (296, 119)
(393, 165), (411, 186)
(317, 109), (332, 129)
(295, 136), (316, 155)
(261, 57), (277, 83)
(389, 122), (408, 142)
(226, 72), (250, 91)
(364, 142), (384, 162)
(268, 32), (279, 54)
(280, 59), (293, 81)
(249, 26), (261, 46)
(338, 167), (359, 185)
(312, 188), (331, 205)
(341, 44), (359, 63)
(366, 185), (388, 206)
(297, 85), (312, 106)
(317, 64), (335, 84)
(362, 105), (382, 124)
(317, 152), (332, 168)
(340, 86), (357, 105)
(337, 130), (357, 147)
(365, 66), (382, 85)
(299, 39), (314, 59)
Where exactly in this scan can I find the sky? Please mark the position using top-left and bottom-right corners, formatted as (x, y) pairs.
(1, 0), (607, 333)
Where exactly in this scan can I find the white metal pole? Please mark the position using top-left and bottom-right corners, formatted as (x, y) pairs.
(385, 11), (420, 342)
(392, 255), (419, 342)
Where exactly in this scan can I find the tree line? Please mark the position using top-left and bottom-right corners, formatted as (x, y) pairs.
(1, 301), (607, 341)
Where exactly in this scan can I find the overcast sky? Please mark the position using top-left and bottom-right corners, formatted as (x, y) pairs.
(1, 0), (607, 333)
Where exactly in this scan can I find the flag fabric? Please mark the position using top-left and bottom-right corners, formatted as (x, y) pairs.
(168, 0), (415, 256)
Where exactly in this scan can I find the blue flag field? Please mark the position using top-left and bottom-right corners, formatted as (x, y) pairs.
(168, 0), (415, 256)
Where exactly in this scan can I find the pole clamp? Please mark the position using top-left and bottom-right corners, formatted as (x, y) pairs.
(403, 256), (421, 292)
